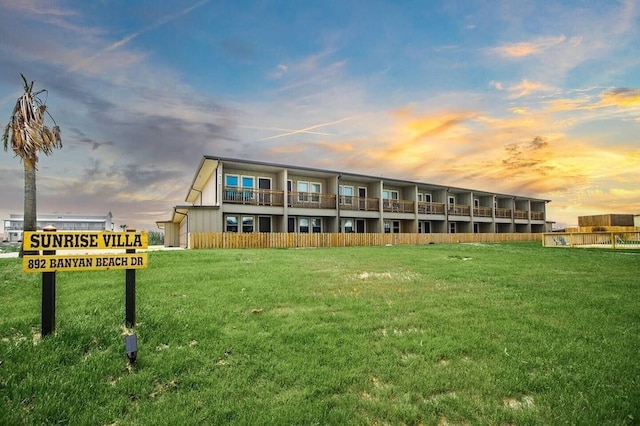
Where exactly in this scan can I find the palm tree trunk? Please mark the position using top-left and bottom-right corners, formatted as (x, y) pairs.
(20, 157), (37, 258)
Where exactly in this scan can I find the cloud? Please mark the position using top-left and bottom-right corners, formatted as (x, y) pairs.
(491, 79), (554, 99)
(595, 88), (640, 108)
(492, 35), (567, 58)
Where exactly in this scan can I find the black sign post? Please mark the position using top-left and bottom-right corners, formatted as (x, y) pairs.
(125, 229), (136, 328)
(41, 226), (57, 336)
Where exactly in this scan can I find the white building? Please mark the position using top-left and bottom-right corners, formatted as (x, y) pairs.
(3, 212), (114, 242)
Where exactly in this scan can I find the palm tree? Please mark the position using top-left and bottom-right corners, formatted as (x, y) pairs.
(3, 75), (62, 257)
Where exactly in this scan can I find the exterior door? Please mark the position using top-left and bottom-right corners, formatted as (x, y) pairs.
(258, 178), (271, 205)
(356, 219), (365, 233)
(359, 187), (366, 210)
(259, 216), (271, 232)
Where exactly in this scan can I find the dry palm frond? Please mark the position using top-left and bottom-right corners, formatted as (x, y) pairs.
(2, 74), (62, 166)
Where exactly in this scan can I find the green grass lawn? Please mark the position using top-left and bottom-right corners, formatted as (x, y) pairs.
(1, 242), (639, 425)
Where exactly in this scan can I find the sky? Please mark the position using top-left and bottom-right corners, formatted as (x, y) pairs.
(1, 0), (639, 232)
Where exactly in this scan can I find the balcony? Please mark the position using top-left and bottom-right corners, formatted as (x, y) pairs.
(418, 202), (445, 215)
(514, 210), (529, 220)
(531, 211), (544, 220)
(495, 208), (512, 219)
(473, 206), (493, 218)
(383, 199), (414, 213)
(447, 204), (470, 216)
(223, 187), (285, 206)
(220, 188), (546, 221)
(289, 192), (336, 209)
(339, 196), (380, 212)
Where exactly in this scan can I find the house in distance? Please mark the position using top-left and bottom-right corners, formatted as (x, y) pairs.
(157, 156), (550, 248)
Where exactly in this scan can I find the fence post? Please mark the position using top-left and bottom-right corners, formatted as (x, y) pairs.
(125, 229), (136, 328)
(41, 225), (57, 336)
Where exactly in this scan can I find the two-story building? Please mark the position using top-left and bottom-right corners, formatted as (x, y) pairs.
(3, 212), (114, 242)
(157, 156), (550, 248)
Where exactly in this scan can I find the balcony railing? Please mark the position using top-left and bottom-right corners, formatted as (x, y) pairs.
(495, 208), (512, 219)
(223, 187), (285, 206)
(473, 206), (493, 217)
(339, 196), (380, 212)
(289, 192), (336, 209)
(531, 211), (544, 220)
(448, 204), (470, 216)
(514, 210), (529, 220)
(418, 202), (445, 215)
(382, 199), (414, 213)
(220, 189), (545, 221)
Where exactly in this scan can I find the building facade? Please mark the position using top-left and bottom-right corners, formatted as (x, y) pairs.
(157, 156), (550, 248)
(3, 212), (114, 242)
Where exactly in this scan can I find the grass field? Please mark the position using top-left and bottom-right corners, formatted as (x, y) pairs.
(1, 242), (638, 425)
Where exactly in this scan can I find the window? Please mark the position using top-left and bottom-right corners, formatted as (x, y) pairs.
(299, 217), (309, 233)
(298, 181), (309, 202)
(297, 181), (321, 203)
(242, 216), (254, 233)
(339, 185), (354, 205)
(225, 175), (239, 187)
(296, 217), (322, 233)
(226, 216), (238, 232)
(310, 182), (321, 202)
(242, 176), (255, 201)
(341, 218), (354, 233)
(383, 190), (399, 200)
(241, 176), (254, 188)
(383, 190), (399, 210)
(384, 220), (400, 233)
(225, 175), (240, 202)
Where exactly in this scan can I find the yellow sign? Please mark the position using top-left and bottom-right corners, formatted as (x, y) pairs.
(23, 253), (148, 272)
(23, 231), (148, 251)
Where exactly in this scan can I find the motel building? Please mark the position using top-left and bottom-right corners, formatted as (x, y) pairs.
(3, 212), (114, 243)
(157, 156), (551, 248)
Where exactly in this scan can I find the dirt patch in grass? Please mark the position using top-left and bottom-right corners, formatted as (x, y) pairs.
(503, 395), (535, 410)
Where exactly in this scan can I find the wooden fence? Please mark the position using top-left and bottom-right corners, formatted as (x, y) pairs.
(542, 232), (640, 249)
(188, 232), (542, 249)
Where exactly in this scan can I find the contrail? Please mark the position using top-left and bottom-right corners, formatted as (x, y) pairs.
(68, 0), (209, 73)
(257, 116), (356, 141)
